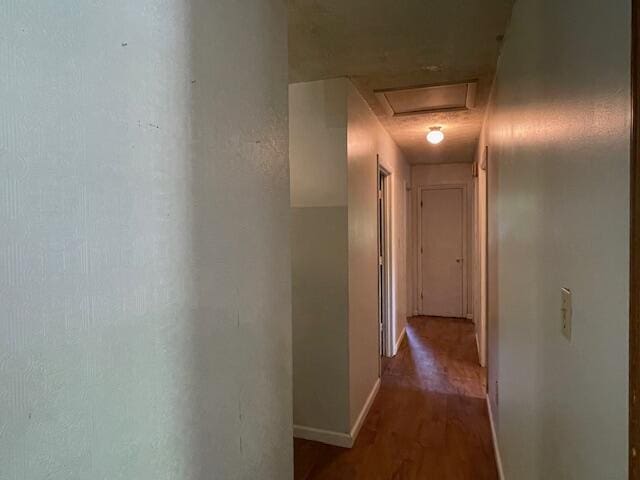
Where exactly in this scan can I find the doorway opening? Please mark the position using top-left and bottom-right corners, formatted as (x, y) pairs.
(378, 162), (393, 359)
(630, 0), (640, 475)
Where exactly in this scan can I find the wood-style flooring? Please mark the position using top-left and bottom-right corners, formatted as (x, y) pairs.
(294, 316), (498, 480)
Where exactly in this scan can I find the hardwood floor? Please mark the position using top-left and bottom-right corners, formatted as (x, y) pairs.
(294, 316), (498, 480)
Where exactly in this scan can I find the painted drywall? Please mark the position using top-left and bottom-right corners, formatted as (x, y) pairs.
(0, 2), (292, 479)
(484, 0), (630, 478)
(410, 164), (475, 319)
(349, 82), (412, 353)
(290, 79), (351, 433)
(289, 78), (409, 439)
(347, 83), (410, 426)
(290, 80), (348, 208)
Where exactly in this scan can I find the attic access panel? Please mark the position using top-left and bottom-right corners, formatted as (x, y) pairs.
(375, 81), (478, 116)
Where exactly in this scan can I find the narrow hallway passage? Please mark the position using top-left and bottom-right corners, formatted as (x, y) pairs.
(294, 317), (498, 480)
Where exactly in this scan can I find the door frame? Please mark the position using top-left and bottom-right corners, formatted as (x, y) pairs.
(484, 146), (490, 388)
(630, 0), (639, 476)
(417, 183), (468, 317)
(378, 164), (394, 358)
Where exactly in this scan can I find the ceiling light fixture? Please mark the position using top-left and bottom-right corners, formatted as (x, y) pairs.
(426, 127), (444, 145)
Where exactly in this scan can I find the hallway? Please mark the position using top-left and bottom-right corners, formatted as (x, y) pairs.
(294, 317), (498, 480)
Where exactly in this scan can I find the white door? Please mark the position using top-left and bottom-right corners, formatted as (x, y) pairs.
(420, 187), (464, 317)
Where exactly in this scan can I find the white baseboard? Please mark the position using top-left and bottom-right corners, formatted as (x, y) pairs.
(393, 327), (407, 355)
(349, 377), (381, 445)
(292, 424), (352, 448)
(476, 332), (486, 367)
(475, 332), (480, 356)
(486, 395), (505, 480)
(293, 378), (381, 449)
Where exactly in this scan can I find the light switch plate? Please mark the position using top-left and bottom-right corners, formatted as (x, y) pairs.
(561, 288), (572, 340)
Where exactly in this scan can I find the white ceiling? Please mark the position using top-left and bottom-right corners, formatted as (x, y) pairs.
(289, 0), (514, 164)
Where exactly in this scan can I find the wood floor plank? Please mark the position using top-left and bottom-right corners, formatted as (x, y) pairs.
(294, 316), (498, 480)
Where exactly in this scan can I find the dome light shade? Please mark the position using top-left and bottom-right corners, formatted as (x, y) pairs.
(426, 127), (444, 144)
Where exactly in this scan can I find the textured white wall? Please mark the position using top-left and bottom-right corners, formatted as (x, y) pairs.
(0, 2), (292, 479)
(486, 0), (630, 478)
(289, 80), (348, 208)
(289, 79), (409, 439)
(347, 84), (410, 426)
(289, 79), (350, 433)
